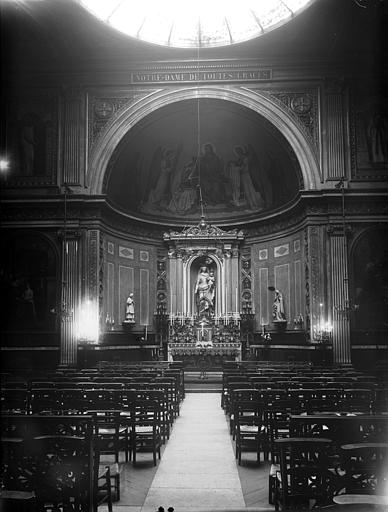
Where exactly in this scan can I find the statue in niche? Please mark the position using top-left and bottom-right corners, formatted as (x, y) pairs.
(195, 266), (216, 318)
(124, 293), (135, 324)
(366, 112), (388, 164)
(17, 112), (47, 176)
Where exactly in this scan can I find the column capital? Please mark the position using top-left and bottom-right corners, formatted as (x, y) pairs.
(57, 229), (82, 241)
(327, 224), (352, 237)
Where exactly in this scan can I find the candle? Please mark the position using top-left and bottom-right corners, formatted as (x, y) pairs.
(145, 326), (147, 340)
(235, 287), (238, 313)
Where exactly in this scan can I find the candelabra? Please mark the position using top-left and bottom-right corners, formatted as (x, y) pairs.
(261, 331), (272, 344)
(293, 314), (304, 330)
(154, 305), (169, 332)
(334, 300), (359, 318)
(105, 314), (115, 331)
(59, 301), (73, 322)
(313, 322), (333, 343)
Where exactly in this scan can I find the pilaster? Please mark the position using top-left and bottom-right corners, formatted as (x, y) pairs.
(327, 224), (352, 364)
(59, 230), (81, 366)
(61, 88), (85, 186)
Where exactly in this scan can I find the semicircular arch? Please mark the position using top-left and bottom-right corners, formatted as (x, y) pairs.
(87, 86), (320, 194)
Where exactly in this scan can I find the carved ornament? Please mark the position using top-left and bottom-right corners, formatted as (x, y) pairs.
(164, 219), (244, 243)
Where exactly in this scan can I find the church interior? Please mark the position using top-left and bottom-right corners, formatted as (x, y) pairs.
(1, 0), (388, 510)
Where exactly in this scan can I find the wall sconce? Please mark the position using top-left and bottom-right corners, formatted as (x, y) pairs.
(77, 299), (99, 343)
(334, 300), (359, 318)
(313, 321), (333, 343)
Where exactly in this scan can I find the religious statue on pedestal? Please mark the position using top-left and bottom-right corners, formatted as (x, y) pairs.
(195, 266), (215, 319)
(124, 293), (135, 324)
(269, 286), (287, 323)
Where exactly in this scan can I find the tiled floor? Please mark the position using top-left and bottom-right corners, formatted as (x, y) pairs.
(110, 392), (274, 511)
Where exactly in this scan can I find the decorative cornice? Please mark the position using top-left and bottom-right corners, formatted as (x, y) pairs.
(163, 218), (244, 243)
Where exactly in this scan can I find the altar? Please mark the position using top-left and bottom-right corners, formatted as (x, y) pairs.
(160, 219), (248, 370)
(166, 314), (242, 367)
(168, 342), (241, 368)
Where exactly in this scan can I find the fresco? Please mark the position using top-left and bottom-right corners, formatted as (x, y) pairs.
(106, 99), (300, 223)
(352, 227), (388, 330)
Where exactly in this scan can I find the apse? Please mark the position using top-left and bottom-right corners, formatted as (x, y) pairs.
(105, 98), (301, 225)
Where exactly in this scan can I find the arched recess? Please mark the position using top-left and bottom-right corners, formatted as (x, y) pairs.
(1, 230), (60, 332)
(348, 225), (388, 331)
(185, 253), (223, 317)
(87, 86), (320, 194)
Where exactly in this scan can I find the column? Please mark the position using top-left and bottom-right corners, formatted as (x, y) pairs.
(305, 226), (326, 341)
(224, 250), (232, 315)
(168, 250), (177, 315)
(59, 231), (81, 366)
(61, 88), (85, 186)
(328, 225), (351, 364)
(176, 253), (183, 314)
(231, 246), (239, 314)
(324, 80), (348, 181)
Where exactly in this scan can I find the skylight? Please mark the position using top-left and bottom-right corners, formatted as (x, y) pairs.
(78, 0), (316, 48)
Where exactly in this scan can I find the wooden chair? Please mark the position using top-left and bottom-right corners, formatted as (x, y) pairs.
(339, 442), (388, 496)
(146, 384), (171, 441)
(235, 400), (265, 465)
(130, 399), (162, 466)
(32, 434), (97, 512)
(86, 409), (127, 464)
(29, 388), (61, 414)
(1, 388), (30, 414)
(0, 437), (36, 510)
(229, 388), (261, 439)
(60, 388), (88, 414)
(273, 437), (337, 511)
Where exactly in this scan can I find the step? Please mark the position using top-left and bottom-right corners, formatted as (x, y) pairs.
(184, 371), (223, 383)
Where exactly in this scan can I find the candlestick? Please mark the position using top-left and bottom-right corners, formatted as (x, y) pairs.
(145, 326), (147, 340)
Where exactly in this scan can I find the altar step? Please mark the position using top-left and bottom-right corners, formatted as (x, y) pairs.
(184, 371), (222, 392)
(184, 371), (222, 383)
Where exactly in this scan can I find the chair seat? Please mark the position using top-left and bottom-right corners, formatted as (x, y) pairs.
(99, 428), (117, 435)
(269, 463), (280, 477)
(0, 491), (35, 500)
(98, 462), (120, 479)
(135, 426), (154, 433)
(240, 424), (260, 432)
(333, 494), (388, 506)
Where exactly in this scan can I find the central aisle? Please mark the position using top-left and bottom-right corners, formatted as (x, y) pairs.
(142, 393), (246, 510)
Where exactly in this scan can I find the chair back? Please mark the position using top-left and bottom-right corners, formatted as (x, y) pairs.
(275, 437), (336, 509)
(340, 442), (388, 496)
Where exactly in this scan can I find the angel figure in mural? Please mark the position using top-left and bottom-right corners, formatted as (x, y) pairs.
(269, 286), (287, 322)
(146, 144), (182, 209)
(226, 157), (241, 206)
(195, 266), (216, 317)
(124, 293), (135, 324)
(233, 145), (265, 210)
(168, 156), (199, 213)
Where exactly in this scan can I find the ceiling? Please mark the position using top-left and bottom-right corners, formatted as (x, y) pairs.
(1, 0), (387, 77)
